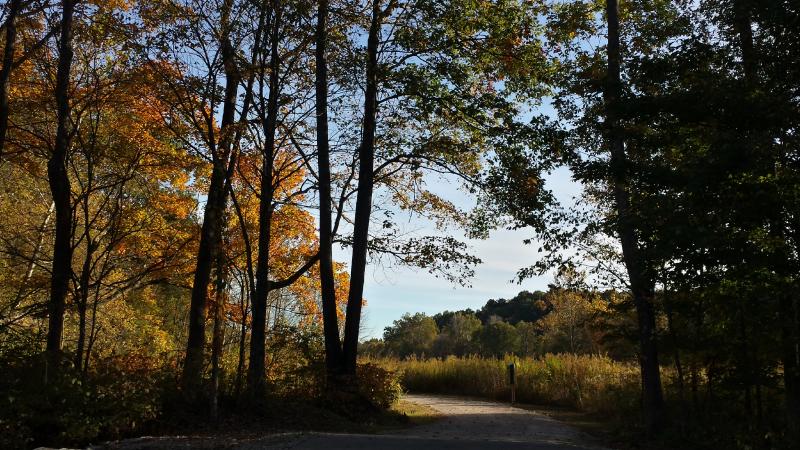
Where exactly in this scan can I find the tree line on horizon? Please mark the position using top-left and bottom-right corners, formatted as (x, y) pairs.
(0, 0), (799, 448)
(361, 287), (624, 359)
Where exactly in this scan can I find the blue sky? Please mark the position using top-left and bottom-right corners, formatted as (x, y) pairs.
(346, 165), (582, 339)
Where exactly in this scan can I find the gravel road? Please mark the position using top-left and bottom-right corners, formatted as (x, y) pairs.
(246, 394), (607, 450)
(95, 394), (608, 450)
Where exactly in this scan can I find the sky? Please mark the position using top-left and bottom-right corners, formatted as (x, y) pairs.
(343, 166), (582, 340)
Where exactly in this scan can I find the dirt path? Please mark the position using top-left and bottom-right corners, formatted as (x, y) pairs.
(394, 394), (604, 447)
(97, 394), (608, 450)
(238, 394), (607, 449)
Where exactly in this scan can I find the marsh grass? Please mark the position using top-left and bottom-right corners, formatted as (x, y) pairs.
(369, 355), (795, 449)
(372, 354), (643, 415)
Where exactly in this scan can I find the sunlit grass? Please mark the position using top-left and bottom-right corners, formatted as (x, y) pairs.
(368, 354), (646, 414)
(390, 398), (442, 426)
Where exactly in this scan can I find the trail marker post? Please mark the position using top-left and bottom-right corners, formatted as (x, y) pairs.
(508, 362), (516, 405)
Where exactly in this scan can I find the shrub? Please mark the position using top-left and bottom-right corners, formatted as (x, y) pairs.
(265, 325), (327, 401)
(356, 363), (402, 409)
(0, 351), (172, 449)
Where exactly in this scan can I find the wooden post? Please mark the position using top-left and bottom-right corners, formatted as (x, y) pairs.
(508, 362), (516, 405)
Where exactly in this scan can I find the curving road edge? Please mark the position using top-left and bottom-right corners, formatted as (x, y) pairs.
(239, 394), (609, 450)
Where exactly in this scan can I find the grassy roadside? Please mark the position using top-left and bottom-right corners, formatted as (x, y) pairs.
(513, 402), (631, 449)
(387, 398), (443, 428)
(103, 395), (441, 447)
(493, 398), (677, 450)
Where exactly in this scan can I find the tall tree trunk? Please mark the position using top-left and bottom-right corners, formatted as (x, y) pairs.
(182, 0), (240, 395)
(224, 0), (266, 398)
(46, 0), (76, 371)
(340, 0), (382, 376)
(0, 0), (22, 159)
(74, 240), (95, 372)
(230, 189), (256, 310)
(210, 207), (230, 417)
(314, 0), (342, 379)
(83, 280), (102, 374)
(210, 249), (227, 419)
(74, 157), (95, 373)
(235, 277), (248, 397)
(603, 0), (664, 433)
(183, 156), (228, 394)
(733, 0), (757, 85)
(247, 0), (281, 394)
(227, 0), (267, 316)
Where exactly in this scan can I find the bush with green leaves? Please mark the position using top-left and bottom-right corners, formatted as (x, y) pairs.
(0, 350), (170, 449)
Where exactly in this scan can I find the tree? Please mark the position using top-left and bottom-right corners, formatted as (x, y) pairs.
(246, 0), (325, 394)
(358, 337), (386, 357)
(538, 289), (604, 355)
(313, 0), (557, 383)
(339, 0), (384, 377)
(313, 0), (343, 380)
(438, 312), (481, 357)
(602, 0), (664, 430)
(180, 0), (243, 395)
(68, 64), (197, 373)
(45, 0), (76, 368)
(475, 321), (518, 358)
(476, 291), (549, 325)
(383, 312), (438, 358)
(136, 0), (256, 395)
(515, 321), (537, 357)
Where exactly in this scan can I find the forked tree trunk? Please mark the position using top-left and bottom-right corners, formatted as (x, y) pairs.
(314, 0), (342, 377)
(604, 0), (664, 433)
(230, 4), (268, 398)
(182, 0), (240, 396)
(340, 0), (383, 376)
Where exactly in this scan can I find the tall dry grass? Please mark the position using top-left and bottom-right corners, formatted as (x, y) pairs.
(370, 354), (646, 414)
(370, 355), (794, 448)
